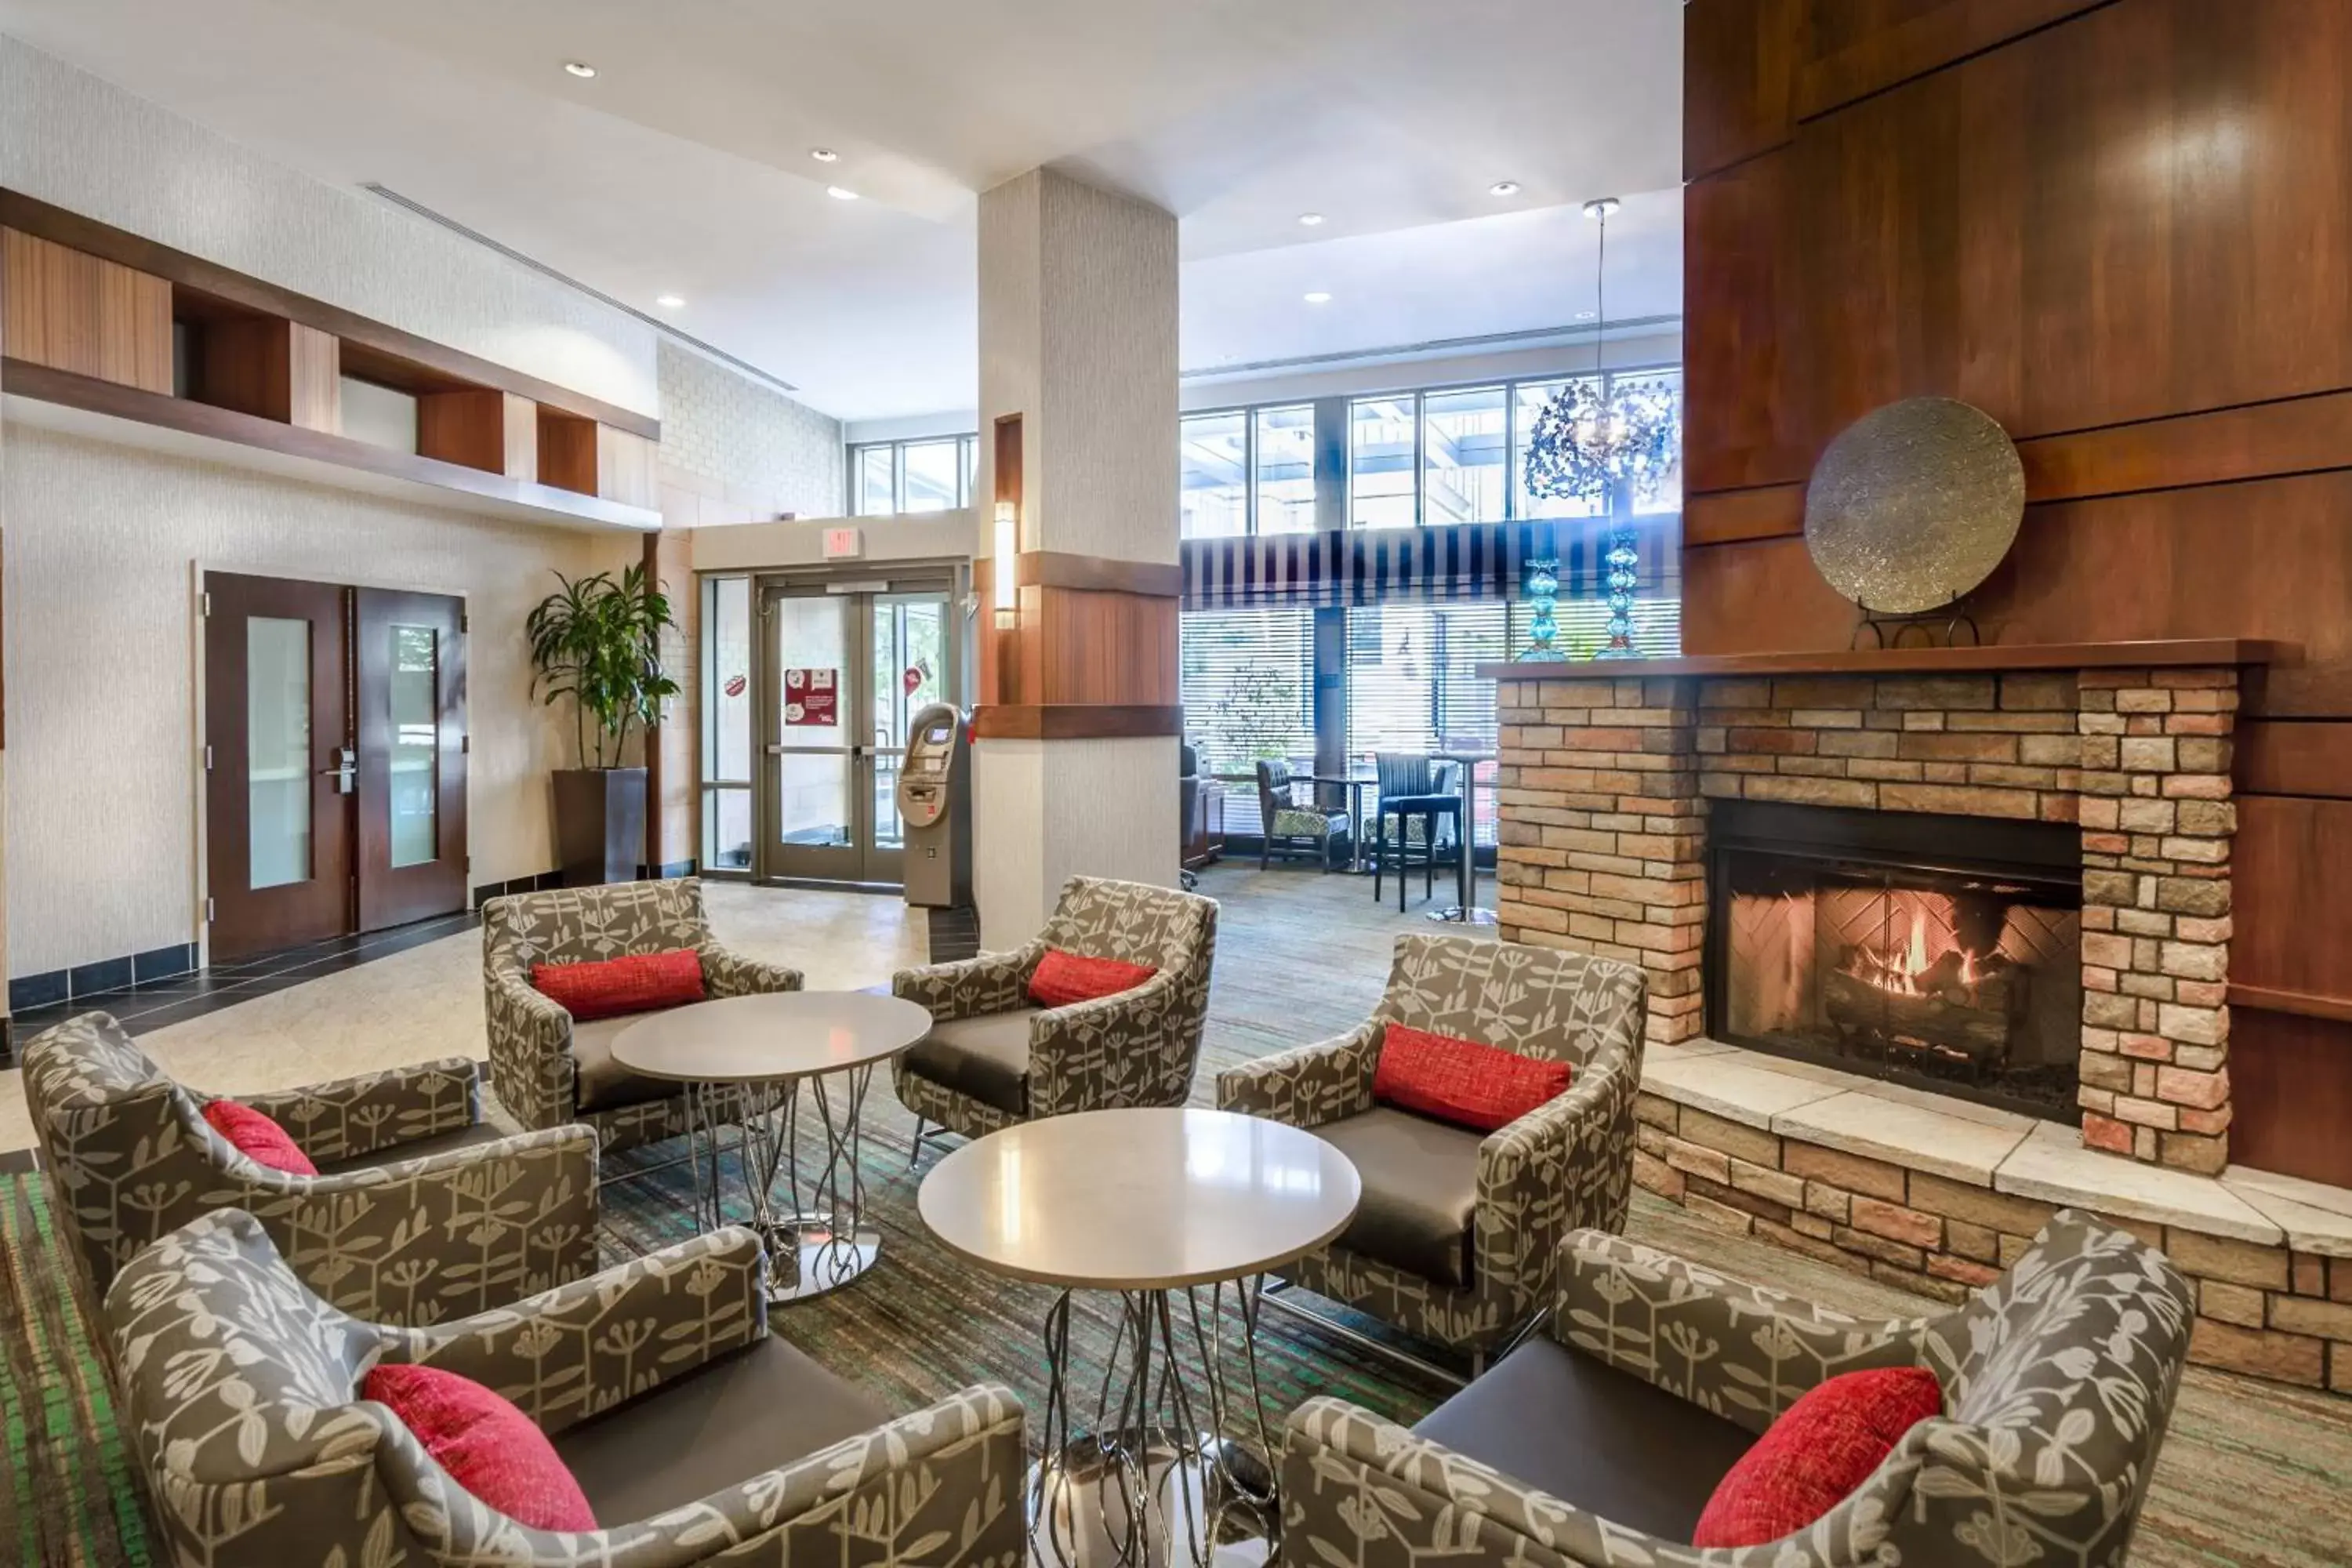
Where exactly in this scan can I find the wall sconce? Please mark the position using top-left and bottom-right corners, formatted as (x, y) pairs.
(993, 499), (1019, 629)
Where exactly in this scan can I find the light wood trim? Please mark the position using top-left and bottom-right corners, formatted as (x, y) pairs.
(0, 188), (659, 438)
(971, 704), (1183, 740)
(499, 391), (538, 481)
(2, 227), (172, 393)
(598, 426), (658, 510)
(1480, 638), (2296, 682)
(287, 321), (341, 434)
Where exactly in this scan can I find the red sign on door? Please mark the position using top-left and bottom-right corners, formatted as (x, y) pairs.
(784, 666), (839, 727)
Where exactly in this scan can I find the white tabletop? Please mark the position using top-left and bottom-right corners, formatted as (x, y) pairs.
(610, 991), (933, 1085)
(917, 1108), (1362, 1290)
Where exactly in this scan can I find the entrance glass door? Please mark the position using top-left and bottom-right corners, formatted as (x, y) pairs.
(757, 579), (954, 886)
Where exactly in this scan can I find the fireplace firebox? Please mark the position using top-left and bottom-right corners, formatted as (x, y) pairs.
(1704, 800), (2083, 1122)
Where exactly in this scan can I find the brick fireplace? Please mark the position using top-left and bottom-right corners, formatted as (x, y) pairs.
(1488, 643), (2285, 1174)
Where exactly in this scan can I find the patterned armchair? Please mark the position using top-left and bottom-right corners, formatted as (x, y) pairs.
(893, 875), (1218, 1145)
(483, 877), (803, 1154)
(22, 1011), (597, 1327)
(1256, 759), (1352, 871)
(1279, 1211), (2194, 1566)
(107, 1210), (1027, 1568)
(1217, 934), (1646, 1356)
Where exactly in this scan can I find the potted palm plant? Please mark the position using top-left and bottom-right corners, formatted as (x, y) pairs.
(527, 564), (680, 886)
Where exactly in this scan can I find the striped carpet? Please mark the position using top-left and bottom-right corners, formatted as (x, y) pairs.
(5, 864), (2350, 1563)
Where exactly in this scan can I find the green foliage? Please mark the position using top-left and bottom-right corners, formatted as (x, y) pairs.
(525, 564), (681, 770)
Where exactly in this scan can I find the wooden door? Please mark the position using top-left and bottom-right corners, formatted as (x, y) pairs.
(355, 588), (468, 930)
(204, 572), (354, 960)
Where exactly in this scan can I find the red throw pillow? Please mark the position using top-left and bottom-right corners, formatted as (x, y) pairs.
(1372, 1023), (1571, 1133)
(1025, 948), (1160, 1009)
(201, 1100), (318, 1177)
(531, 949), (706, 1021)
(1693, 1367), (1944, 1548)
(365, 1363), (597, 1534)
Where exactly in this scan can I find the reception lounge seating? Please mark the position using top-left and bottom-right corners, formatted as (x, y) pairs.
(22, 1011), (598, 1326)
(1218, 933), (1646, 1360)
(1279, 1210), (2193, 1566)
(482, 877), (804, 1155)
(107, 1209), (1028, 1568)
(893, 874), (1218, 1147)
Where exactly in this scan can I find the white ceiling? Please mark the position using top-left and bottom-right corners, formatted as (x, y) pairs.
(0, 0), (1683, 421)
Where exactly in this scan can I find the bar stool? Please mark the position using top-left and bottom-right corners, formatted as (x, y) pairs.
(1371, 753), (1464, 913)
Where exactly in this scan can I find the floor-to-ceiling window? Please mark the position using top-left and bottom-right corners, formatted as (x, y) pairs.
(701, 575), (756, 871)
(848, 434), (980, 515)
(1344, 602), (1512, 846)
(1179, 411), (1250, 538)
(1178, 606), (1316, 833)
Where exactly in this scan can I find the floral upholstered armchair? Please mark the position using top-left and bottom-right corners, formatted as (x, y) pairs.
(1217, 933), (1646, 1356)
(1279, 1212), (2194, 1567)
(107, 1210), (1028, 1568)
(482, 877), (802, 1153)
(893, 875), (1218, 1145)
(22, 1011), (597, 1327)
(1256, 760), (1352, 871)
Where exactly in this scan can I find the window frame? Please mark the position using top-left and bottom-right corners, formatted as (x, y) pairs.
(844, 434), (981, 516)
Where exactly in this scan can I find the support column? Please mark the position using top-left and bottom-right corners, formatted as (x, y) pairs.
(971, 169), (1181, 942)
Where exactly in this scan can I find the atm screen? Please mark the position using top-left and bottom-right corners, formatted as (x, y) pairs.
(923, 724), (953, 744)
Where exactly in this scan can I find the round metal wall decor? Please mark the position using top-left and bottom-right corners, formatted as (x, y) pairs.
(1803, 397), (2025, 615)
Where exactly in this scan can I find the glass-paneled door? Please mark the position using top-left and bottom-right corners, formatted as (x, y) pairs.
(757, 578), (955, 886)
(203, 572), (469, 960)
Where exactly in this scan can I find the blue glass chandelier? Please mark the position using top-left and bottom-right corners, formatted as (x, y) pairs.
(1521, 198), (1679, 659)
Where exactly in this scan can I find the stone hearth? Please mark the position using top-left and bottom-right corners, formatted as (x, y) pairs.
(1487, 644), (2283, 1174)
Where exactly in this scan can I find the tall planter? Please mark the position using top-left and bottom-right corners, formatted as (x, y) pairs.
(554, 768), (648, 887)
(528, 564), (677, 887)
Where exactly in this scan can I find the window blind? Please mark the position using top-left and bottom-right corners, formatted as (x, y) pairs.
(1180, 608), (1316, 833)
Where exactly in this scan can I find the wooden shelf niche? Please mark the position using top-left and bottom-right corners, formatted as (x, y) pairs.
(0, 195), (660, 534)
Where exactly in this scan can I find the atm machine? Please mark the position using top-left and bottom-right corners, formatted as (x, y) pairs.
(898, 702), (972, 908)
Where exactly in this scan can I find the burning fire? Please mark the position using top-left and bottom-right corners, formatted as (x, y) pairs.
(1853, 906), (1976, 996)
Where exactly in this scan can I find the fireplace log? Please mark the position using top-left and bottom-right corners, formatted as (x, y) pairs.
(1822, 967), (2014, 1065)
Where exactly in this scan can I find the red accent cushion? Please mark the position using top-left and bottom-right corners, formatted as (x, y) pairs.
(531, 949), (706, 1021)
(365, 1363), (597, 1534)
(1692, 1367), (1944, 1548)
(201, 1100), (318, 1177)
(1025, 948), (1159, 1009)
(1372, 1023), (1571, 1133)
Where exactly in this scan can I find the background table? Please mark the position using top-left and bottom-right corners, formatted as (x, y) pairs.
(1309, 772), (1377, 871)
(615, 990), (931, 1303)
(920, 1108), (1360, 1568)
(1432, 752), (1497, 924)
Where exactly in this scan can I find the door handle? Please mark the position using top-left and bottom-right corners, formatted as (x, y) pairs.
(321, 746), (356, 794)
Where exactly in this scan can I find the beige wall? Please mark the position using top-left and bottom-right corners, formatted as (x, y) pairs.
(2, 428), (634, 976)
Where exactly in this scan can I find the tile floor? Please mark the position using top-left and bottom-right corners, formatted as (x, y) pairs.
(0, 882), (927, 1156)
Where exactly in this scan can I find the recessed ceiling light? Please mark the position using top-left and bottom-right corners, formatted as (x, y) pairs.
(1298, 212), (1324, 227)
(810, 147), (840, 163)
(656, 294), (685, 310)
(826, 185), (860, 201)
(1304, 291), (1333, 304)
(562, 60), (597, 78)
(1573, 310), (1596, 321)
(1489, 180), (1521, 197)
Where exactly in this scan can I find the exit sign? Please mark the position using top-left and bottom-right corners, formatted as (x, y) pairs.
(822, 526), (865, 560)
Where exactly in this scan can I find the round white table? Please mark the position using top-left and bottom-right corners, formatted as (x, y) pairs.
(615, 990), (931, 1304)
(920, 1107), (1361, 1568)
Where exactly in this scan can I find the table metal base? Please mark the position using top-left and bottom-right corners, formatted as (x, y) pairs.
(1032, 1283), (1276, 1568)
(681, 1064), (880, 1306)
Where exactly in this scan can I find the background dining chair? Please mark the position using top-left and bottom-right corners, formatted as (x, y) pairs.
(1255, 758), (1352, 871)
(1371, 753), (1463, 909)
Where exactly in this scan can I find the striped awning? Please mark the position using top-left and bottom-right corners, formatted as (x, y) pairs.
(1180, 515), (1679, 611)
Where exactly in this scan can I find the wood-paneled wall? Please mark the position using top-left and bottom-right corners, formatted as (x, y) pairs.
(1682, 0), (2352, 1183)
